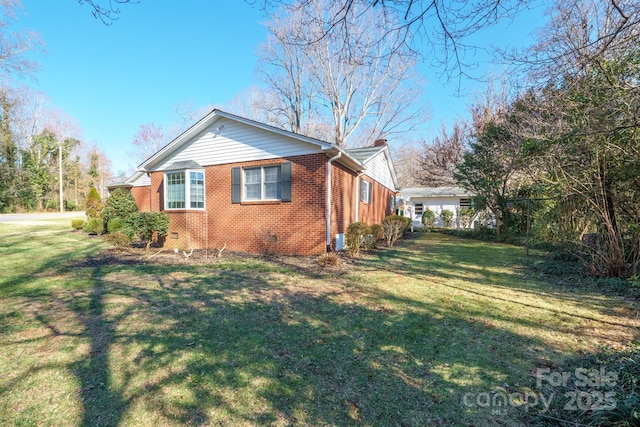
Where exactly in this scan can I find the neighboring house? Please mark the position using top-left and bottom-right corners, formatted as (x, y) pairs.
(109, 109), (398, 255)
(399, 186), (476, 228)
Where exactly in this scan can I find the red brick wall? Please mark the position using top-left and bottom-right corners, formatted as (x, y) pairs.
(129, 153), (394, 255)
(330, 162), (357, 249)
(358, 177), (395, 225)
(131, 154), (329, 255)
(130, 186), (152, 212)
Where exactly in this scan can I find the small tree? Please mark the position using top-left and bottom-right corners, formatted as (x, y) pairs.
(382, 215), (410, 247)
(421, 210), (435, 228)
(85, 186), (103, 219)
(440, 209), (454, 228)
(127, 212), (169, 251)
(103, 188), (138, 228)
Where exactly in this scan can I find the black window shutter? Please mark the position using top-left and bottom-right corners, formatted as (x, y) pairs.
(281, 162), (292, 202)
(231, 167), (241, 203)
(368, 180), (373, 203)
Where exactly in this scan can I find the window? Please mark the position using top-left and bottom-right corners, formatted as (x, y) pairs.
(460, 198), (472, 208)
(231, 163), (292, 203)
(190, 171), (204, 208)
(244, 166), (282, 200)
(165, 170), (205, 209)
(360, 179), (372, 203)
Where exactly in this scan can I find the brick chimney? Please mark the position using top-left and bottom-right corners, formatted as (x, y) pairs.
(374, 138), (387, 147)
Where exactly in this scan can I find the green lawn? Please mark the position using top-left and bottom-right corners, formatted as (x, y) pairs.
(0, 219), (637, 426)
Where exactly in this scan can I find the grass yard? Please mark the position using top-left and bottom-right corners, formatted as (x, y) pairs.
(0, 219), (638, 426)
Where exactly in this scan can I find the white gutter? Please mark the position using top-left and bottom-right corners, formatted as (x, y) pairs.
(354, 171), (364, 222)
(326, 151), (342, 252)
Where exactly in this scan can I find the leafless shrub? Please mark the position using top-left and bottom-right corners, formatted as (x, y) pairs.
(317, 252), (341, 267)
(256, 226), (279, 257)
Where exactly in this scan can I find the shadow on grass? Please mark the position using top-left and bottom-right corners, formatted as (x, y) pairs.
(36, 255), (569, 426)
(2, 229), (636, 425)
(359, 233), (638, 326)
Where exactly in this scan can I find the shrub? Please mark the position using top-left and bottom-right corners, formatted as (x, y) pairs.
(103, 188), (138, 227)
(382, 215), (411, 247)
(85, 186), (103, 219)
(255, 226), (279, 257)
(368, 223), (384, 249)
(107, 217), (126, 233)
(104, 231), (132, 249)
(84, 217), (104, 235)
(440, 209), (454, 228)
(422, 210), (435, 228)
(71, 219), (85, 230)
(345, 222), (370, 256)
(127, 212), (169, 251)
(459, 207), (475, 228)
(317, 252), (341, 267)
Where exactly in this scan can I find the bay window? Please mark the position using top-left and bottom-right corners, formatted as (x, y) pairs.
(165, 170), (205, 209)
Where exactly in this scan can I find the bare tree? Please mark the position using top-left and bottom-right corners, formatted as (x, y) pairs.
(257, 10), (318, 135)
(259, 0), (425, 147)
(415, 123), (467, 187)
(78, 0), (137, 24)
(0, 0), (42, 79)
(512, 0), (640, 84)
(129, 123), (166, 164)
(253, 0), (533, 80)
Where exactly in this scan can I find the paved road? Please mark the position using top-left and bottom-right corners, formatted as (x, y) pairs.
(0, 212), (85, 222)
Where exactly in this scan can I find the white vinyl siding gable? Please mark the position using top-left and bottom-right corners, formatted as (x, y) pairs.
(130, 173), (151, 187)
(155, 118), (322, 170)
(361, 151), (396, 191)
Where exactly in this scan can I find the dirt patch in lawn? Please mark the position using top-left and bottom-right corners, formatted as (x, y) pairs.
(71, 246), (359, 277)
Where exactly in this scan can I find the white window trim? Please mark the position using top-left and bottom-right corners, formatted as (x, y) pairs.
(243, 165), (282, 201)
(164, 169), (205, 210)
(360, 180), (371, 203)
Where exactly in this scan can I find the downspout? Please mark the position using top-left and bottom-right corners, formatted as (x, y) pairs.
(354, 171), (363, 222)
(326, 151), (342, 252)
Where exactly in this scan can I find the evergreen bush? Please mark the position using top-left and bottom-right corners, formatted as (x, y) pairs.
(84, 217), (104, 235)
(440, 209), (454, 228)
(71, 219), (85, 230)
(127, 212), (169, 251)
(421, 210), (436, 228)
(85, 187), (103, 219)
(345, 222), (370, 256)
(107, 217), (126, 233)
(103, 188), (138, 227)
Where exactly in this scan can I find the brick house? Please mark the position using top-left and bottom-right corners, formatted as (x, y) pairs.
(110, 109), (398, 255)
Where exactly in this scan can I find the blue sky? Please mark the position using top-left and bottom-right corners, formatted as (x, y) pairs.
(13, 1), (546, 175)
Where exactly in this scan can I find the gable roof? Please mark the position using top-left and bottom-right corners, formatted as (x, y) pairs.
(345, 146), (385, 163)
(138, 109), (350, 171)
(346, 145), (399, 191)
(111, 109), (399, 190)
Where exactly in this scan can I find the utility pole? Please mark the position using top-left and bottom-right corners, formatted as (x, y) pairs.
(58, 144), (64, 213)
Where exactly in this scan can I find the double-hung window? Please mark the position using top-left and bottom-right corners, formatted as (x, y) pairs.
(165, 170), (205, 209)
(360, 179), (372, 203)
(231, 162), (292, 203)
(244, 166), (282, 200)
